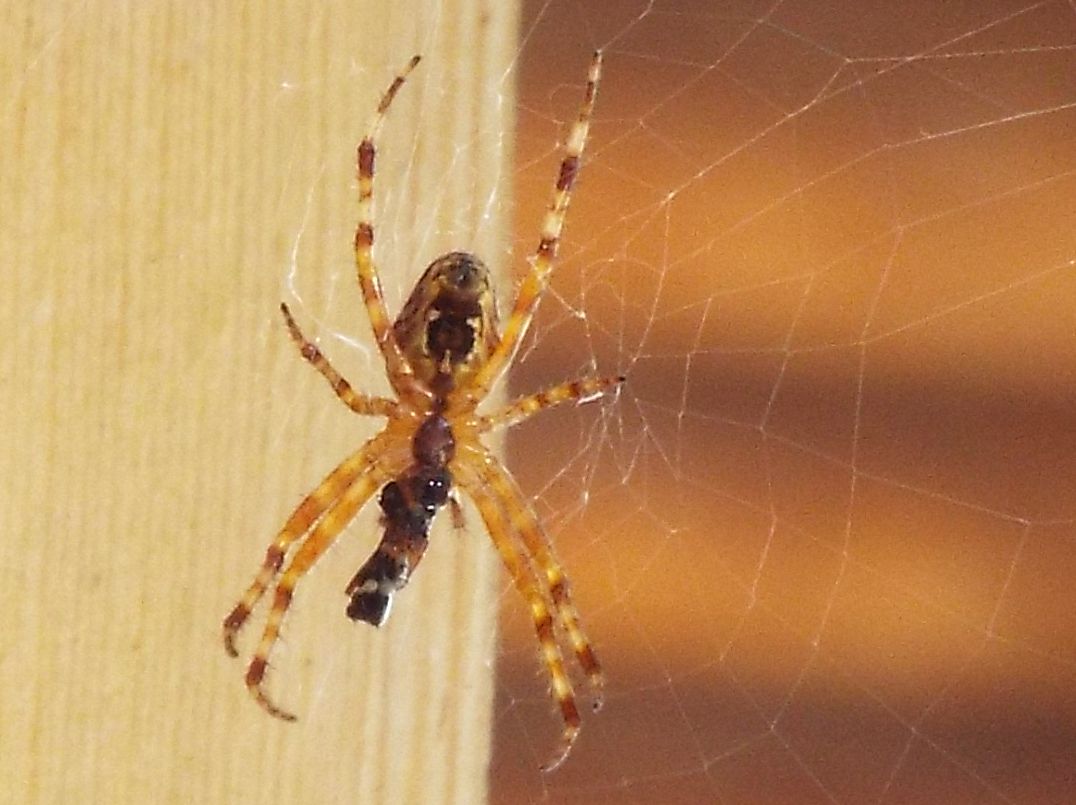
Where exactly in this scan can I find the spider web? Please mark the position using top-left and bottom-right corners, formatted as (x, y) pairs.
(280, 2), (1076, 802)
(488, 3), (1076, 803)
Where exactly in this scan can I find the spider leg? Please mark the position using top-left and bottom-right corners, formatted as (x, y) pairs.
(280, 302), (398, 417)
(471, 51), (602, 397)
(456, 462), (581, 773)
(245, 460), (394, 720)
(478, 374), (624, 432)
(354, 55), (428, 399)
(470, 449), (604, 703)
(222, 433), (391, 657)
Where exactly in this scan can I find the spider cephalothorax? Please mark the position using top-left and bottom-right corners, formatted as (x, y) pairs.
(345, 409), (455, 626)
(344, 465), (450, 626)
(222, 51), (619, 772)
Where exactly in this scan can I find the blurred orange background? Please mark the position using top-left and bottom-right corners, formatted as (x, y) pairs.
(491, 2), (1076, 802)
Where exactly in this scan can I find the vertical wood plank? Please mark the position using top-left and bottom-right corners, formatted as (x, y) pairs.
(0, 1), (519, 802)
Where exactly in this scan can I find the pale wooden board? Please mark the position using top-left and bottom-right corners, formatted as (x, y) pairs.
(0, 2), (519, 802)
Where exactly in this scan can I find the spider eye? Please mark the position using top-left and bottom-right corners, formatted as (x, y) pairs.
(418, 470), (451, 509)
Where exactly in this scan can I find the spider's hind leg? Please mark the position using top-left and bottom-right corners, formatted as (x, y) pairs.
(470, 51), (602, 397)
(353, 55), (426, 395)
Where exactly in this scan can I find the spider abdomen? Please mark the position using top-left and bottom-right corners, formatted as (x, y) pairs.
(392, 252), (501, 391)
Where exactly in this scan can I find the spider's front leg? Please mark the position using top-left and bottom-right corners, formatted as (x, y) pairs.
(457, 461), (584, 773)
(244, 460), (393, 720)
(476, 454), (605, 703)
(222, 434), (391, 657)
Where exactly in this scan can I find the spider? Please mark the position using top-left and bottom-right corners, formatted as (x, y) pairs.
(221, 51), (620, 772)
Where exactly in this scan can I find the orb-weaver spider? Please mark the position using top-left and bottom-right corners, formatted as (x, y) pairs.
(222, 51), (619, 772)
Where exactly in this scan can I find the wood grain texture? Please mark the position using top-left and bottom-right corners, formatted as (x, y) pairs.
(0, 2), (518, 802)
